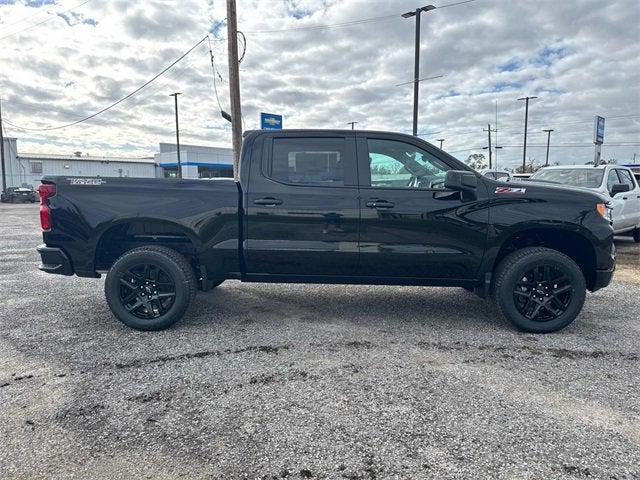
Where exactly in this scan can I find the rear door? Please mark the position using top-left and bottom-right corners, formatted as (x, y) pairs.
(356, 133), (489, 279)
(615, 169), (640, 230)
(245, 132), (360, 276)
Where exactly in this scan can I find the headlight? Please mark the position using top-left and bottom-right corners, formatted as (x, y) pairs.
(596, 203), (613, 222)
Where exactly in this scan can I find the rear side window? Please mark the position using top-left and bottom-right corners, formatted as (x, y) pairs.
(269, 137), (346, 186)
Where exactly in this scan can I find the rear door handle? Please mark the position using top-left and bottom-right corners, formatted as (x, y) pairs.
(253, 197), (282, 206)
(366, 200), (395, 209)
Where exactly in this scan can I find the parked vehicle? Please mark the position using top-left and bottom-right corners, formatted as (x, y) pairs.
(511, 173), (533, 180)
(479, 169), (511, 181)
(1, 186), (36, 203)
(36, 130), (615, 333)
(530, 165), (640, 241)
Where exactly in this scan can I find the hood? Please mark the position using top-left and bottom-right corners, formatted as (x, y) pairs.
(502, 179), (610, 203)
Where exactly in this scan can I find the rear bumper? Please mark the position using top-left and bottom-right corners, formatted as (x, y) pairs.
(37, 245), (73, 276)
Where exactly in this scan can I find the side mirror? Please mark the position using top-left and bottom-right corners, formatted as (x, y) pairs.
(445, 170), (478, 191)
(611, 183), (630, 196)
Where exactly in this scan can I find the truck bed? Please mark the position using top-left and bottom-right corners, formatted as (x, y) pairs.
(41, 176), (240, 279)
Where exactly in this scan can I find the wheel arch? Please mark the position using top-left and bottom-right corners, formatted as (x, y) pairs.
(489, 226), (598, 291)
(93, 217), (204, 272)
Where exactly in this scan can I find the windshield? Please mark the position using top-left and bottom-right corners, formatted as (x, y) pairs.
(530, 168), (604, 188)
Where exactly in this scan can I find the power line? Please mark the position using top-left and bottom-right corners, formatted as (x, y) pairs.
(244, 1), (477, 35)
(245, 14), (398, 34)
(208, 36), (227, 116)
(0, 0), (93, 42)
(5, 35), (210, 132)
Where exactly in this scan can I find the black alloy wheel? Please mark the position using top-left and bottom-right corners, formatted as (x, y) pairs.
(512, 265), (573, 322)
(118, 263), (176, 320)
(493, 247), (586, 333)
(105, 246), (197, 331)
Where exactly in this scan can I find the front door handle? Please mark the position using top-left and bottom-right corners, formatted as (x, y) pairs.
(366, 200), (395, 209)
(253, 197), (282, 206)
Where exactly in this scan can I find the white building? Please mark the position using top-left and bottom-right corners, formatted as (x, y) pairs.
(1, 138), (233, 189)
(154, 142), (233, 179)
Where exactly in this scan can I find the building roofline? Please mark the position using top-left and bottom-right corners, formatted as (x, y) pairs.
(18, 153), (156, 164)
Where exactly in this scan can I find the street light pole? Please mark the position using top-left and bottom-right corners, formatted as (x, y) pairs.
(436, 138), (445, 150)
(169, 93), (182, 178)
(347, 121), (358, 130)
(402, 5), (435, 137)
(517, 96), (537, 172)
(543, 128), (554, 166)
(0, 98), (6, 193)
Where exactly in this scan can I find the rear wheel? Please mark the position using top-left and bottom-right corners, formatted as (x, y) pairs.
(105, 246), (197, 331)
(492, 247), (586, 333)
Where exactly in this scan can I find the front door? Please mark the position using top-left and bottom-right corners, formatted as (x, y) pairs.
(356, 134), (489, 279)
(245, 132), (360, 276)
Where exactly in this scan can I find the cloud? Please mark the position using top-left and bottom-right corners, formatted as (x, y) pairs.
(0, 0), (638, 168)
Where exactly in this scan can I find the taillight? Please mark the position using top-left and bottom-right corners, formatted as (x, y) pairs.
(38, 183), (56, 231)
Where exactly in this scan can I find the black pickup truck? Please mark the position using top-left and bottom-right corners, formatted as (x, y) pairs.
(36, 130), (615, 333)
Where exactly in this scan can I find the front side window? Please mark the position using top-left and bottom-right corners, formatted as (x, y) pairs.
(606, 170), (620, 191)
(616, 169), (636, 189)
(269, 137), (345, 186)
(367, 139), (450, 189)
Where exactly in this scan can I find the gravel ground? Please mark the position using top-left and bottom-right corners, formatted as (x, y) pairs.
(0, 202), (639, 480)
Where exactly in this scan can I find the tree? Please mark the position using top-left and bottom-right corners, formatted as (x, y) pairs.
(515, 156), (542, 174)
(465, 153), (488, 170)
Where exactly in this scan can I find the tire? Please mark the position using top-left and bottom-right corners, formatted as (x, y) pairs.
(633, 228), (639, 243)
(105, 246), (197, 331)
(492, 247), (586, 333)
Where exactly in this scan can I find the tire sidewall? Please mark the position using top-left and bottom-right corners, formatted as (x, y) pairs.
(105, 250), (191, 331)
(497, 252), (586, 333)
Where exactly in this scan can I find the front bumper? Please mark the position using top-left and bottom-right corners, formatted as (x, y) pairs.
(37, 245), (73, 276)
(592, 266), (615, 292)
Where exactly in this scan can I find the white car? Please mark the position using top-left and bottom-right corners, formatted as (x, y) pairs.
(530, 165), (640, 241)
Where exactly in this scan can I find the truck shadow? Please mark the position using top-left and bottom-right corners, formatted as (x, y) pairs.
(190, 283), (505, 331)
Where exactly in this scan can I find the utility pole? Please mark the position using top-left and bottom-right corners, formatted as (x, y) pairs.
(347, 121), (358, 130)
(226, 0), (243, 181)
(543, 129), (554, 166)
(436, 138), (444, 150)
(402, 5), (435, 136)
(483, 124), (496, 169)
(494, 100), (499, 170)
(0, 98), (6, 193)
(169, 93), (182, 178)
(518, 96), (537, 173)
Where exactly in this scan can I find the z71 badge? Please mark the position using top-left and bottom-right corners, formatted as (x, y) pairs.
(495, 187), (526, 194)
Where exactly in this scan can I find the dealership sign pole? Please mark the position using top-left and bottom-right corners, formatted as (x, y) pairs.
(593, 116), (605, 166)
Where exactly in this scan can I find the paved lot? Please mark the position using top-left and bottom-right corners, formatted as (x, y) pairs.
(1, 202), (639, 480)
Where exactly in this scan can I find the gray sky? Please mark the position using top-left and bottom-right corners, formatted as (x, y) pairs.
(0, 0), (639, 169)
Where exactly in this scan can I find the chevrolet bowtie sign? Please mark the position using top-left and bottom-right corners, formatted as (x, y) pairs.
(260, 112), (283, 130)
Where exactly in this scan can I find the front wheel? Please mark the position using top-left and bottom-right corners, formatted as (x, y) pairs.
(492, 247), (586, 333)
(105, 246), (197, 331)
